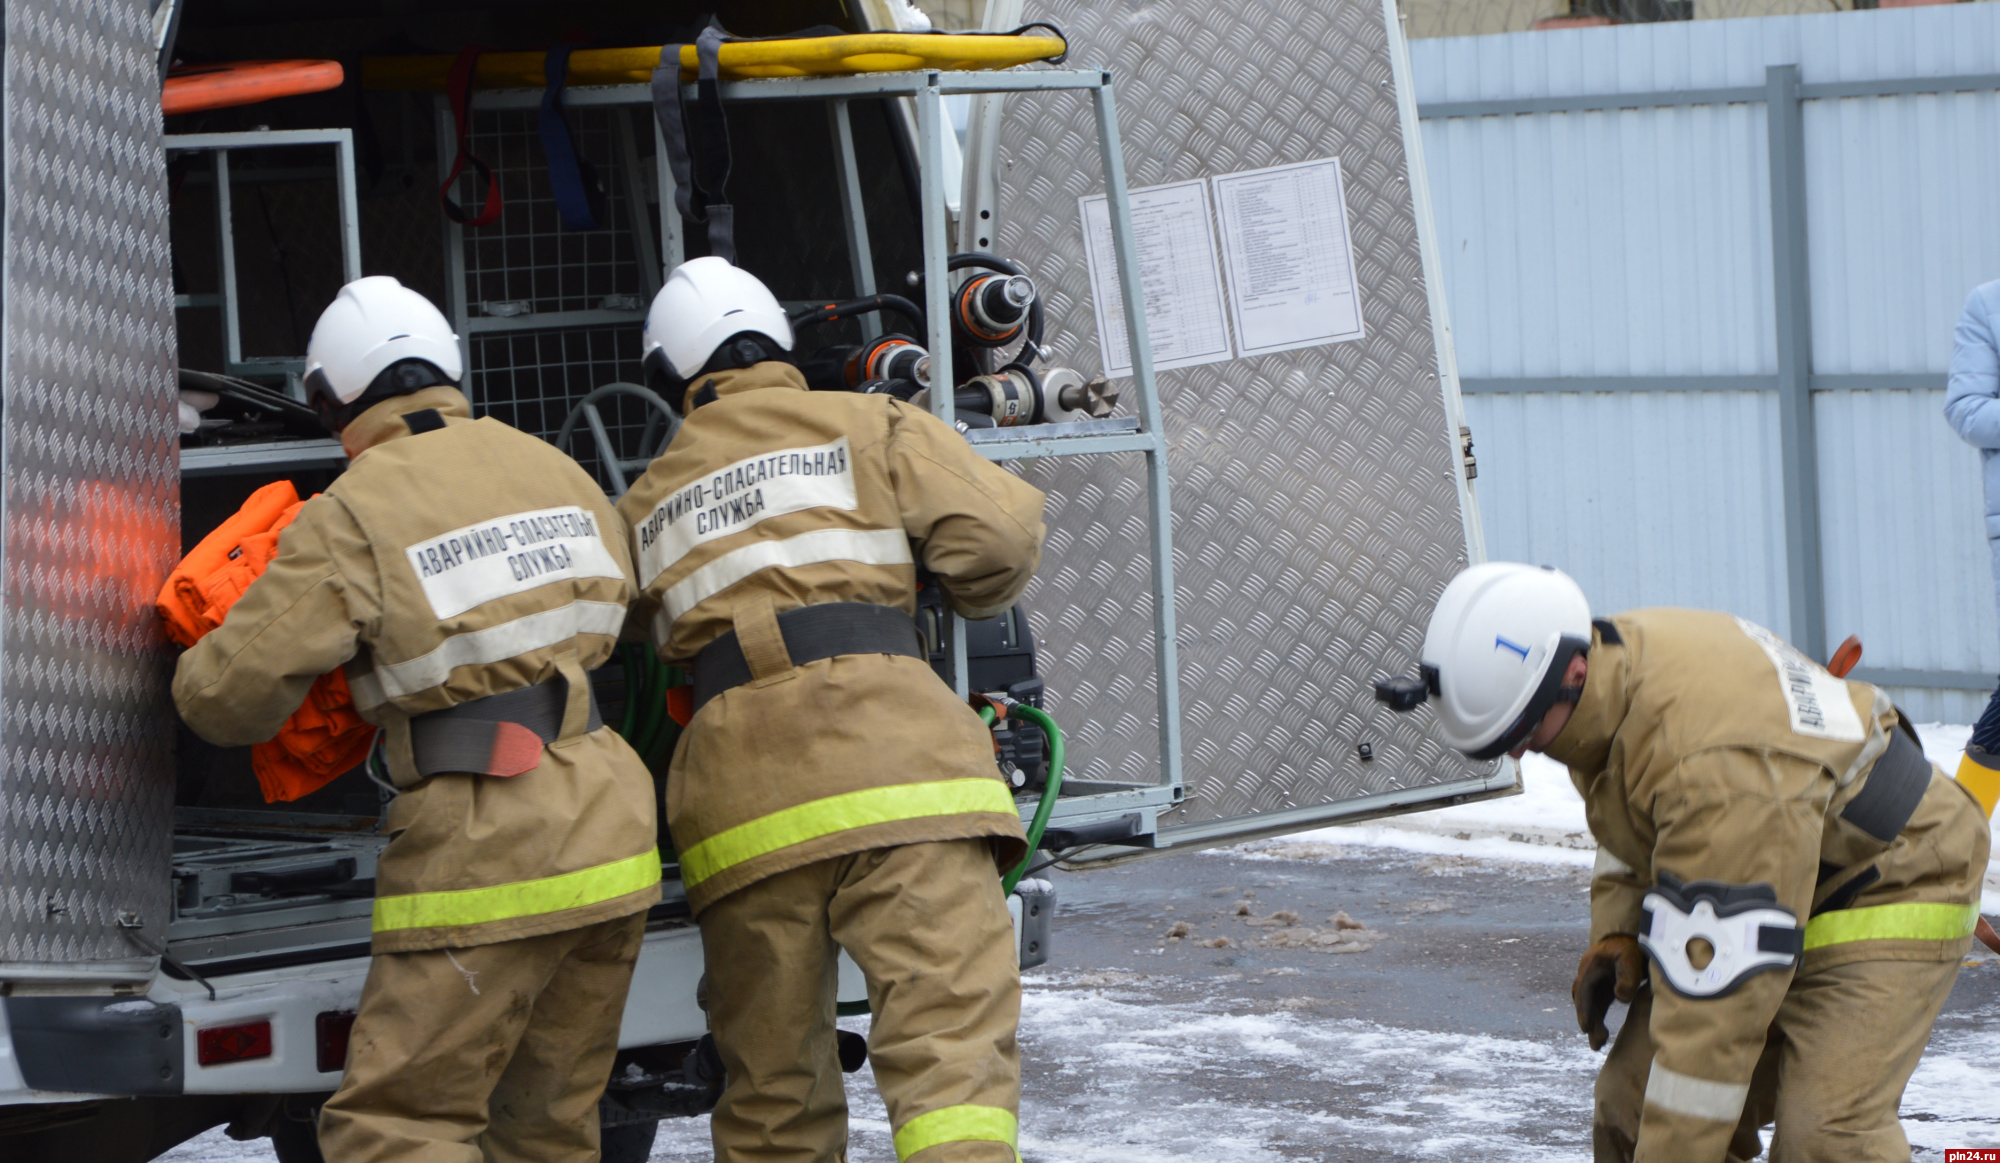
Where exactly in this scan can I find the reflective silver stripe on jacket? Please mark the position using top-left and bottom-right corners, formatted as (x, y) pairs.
(659, 527), (915, 628)
(352, 600), (629, 705)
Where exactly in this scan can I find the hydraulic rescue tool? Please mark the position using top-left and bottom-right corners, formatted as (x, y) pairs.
(785, 252), (1112, 430)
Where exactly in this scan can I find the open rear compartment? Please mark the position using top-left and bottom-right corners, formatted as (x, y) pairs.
(157, 0), (1500, 979)
(159, 0), (1108, 980)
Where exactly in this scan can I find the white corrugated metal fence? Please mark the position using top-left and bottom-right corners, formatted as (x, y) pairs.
(1411, 3), (2000, 719)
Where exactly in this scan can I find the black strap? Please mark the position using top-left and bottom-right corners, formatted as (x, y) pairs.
(693, 602), (923, 713)
(1811, 865), (1880, 918)
(650, 25), (736, 262)
(1756, 925), (1806, 957)
(408, 679), (602, 778)
(1841, 727), (1931, 844)
(402, 408), (446, 434)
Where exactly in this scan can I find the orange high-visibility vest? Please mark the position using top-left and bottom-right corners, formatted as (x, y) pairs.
(159, 481), (375, 803)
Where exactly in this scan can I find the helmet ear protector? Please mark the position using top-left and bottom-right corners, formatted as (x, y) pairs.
(650, 330), (792, 415)
(1463, 634), (1590, 760)
(1375, 634), (1590, 759)
(309, 358), (453, 434)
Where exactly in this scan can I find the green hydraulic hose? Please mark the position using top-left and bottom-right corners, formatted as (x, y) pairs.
(616, 645), (682, 763)
(623, 649), (663, 755)
(631, 649), (660, 754)
(639, 655), (682, 758)
(1001, 704), (1064, 894)
(618, 643), (649, 741)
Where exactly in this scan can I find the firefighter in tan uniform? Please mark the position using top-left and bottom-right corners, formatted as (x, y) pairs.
(616, 258), (1045, 1163)
(173, 277), (661, 1162)
(1379, 563), (1990, 1163)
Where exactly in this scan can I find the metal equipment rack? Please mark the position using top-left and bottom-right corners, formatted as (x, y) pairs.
(449, 65), (1186, 826)
(167, 128), (362, 477)
(434, 101), (663, 453)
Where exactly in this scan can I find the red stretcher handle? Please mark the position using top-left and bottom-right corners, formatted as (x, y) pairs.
(163, 60), (345, 116)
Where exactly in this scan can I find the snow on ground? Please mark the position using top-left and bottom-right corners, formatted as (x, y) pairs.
(1246, 724), (2000, 912)
(619, 1000), (1602, 1162)
(1906, 1020), (2000, 1156)
(155, 1130), (268, 1162)
(1002, 982), (1599, 1162)
(162, 971), (2000, 1163)
(154, 723), (2000, 1162)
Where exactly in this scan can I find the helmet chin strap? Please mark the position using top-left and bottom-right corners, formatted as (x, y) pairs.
(665, 333), (794, 415)
(1466, 635), (1591, 761)
(313, 359), (453, 434)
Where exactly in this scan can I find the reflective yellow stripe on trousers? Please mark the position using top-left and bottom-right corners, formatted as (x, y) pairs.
(1801, 901), (1981, 951)
(892, 1105), (1020, 1163)
(373, 849), (662, 932)
(678, 778), (1020, 889)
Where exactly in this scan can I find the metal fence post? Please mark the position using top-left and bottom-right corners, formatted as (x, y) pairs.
(1766, 63), (1824, 661)
(914, 75), (970, 696)
(828, 100), (882, 341)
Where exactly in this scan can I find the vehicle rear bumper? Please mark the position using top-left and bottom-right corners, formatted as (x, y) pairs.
(0, 922), (709, 1105)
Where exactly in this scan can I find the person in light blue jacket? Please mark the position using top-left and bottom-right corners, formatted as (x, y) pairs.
(1944, 279), (2000, 756)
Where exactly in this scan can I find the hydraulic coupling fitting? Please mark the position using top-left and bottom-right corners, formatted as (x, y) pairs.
(952, 273), (1037, 348)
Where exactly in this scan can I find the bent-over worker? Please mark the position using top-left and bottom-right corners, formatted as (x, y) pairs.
(617, 257), (1046, 1163)
(1380, 563), (1989, 1163)
(173, 277), (660, 1163)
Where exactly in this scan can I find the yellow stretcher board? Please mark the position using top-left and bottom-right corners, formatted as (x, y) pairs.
(363, 34), (1066, 92)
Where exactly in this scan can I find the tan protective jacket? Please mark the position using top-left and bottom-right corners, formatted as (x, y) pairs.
(1545, 608), (1989, 1159)
(174, 388), (661, 953)
(615, 363), (1045, 914)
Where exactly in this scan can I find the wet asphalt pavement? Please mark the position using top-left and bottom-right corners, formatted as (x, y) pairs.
(1005, 841), (2000, 1161)
(165, 838), (1999, 1161)
(1037, 844), (1599, 1038)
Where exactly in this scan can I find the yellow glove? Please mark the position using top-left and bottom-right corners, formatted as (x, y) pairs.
(1572, 934), (1647, 1051)
(1956, 747), (2000, 820)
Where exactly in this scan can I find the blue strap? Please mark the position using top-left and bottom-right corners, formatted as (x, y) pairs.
(539, 43), (601, 232)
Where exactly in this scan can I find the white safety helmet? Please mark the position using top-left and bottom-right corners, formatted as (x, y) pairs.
(303, 276), (462, 407)
(1379, 563), (1593, 760)
(641, 257), (793, 389)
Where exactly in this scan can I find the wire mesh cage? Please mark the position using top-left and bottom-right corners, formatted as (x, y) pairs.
(444, 102), (668, 486)
(457, 107), (654, 316)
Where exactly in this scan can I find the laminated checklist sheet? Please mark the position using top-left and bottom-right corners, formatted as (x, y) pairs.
(1212, 158), (1365, 356)
(1080, 180), (1234, 378)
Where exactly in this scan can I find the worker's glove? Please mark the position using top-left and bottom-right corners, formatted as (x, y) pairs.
(1572, 934), (1647, 1051)
(178, 389), (219, 435)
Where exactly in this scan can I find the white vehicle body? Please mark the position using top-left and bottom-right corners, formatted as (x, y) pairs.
(1, 0), (1487, 1154)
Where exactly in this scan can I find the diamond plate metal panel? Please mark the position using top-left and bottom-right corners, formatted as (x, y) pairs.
(996, 0), (1492, 834)
(1, 0), (179, 973)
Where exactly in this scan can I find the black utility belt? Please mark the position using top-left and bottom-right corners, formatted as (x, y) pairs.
(408, 678), (601, 778)
(1841, 726), (1931, 845)
(692, 601), (923, 714)
(1810, 727), (1934, 919)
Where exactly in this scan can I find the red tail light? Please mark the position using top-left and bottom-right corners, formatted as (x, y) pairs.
(316, 1011), (357, 1073)
(197, 1021), (272, 1066)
